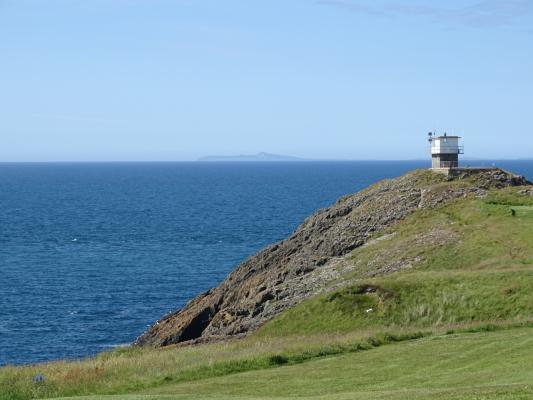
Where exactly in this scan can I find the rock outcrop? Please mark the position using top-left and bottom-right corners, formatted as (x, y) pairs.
(135, 168), (531, 347)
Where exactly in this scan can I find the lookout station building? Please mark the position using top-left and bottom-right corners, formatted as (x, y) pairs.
(428, 133), (464, 169)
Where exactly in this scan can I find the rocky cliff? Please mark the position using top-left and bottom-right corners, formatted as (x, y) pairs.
(135, 168), (531, 347)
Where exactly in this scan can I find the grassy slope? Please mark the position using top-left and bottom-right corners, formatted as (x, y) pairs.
(55, 327), (533, 399)
(2, 176), (533, 400)
(259, 187), (533, 336)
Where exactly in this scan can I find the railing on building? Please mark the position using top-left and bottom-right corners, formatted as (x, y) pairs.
(450, 145), (464, 154)
(430, 145), (464, 154)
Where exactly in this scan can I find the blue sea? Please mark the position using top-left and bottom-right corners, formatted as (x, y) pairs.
(1, 160), (533, 366)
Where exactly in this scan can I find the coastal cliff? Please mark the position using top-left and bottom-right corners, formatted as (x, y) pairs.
(135, 168), (531, 347)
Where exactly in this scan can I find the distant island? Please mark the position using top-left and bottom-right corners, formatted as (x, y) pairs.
(198, 152), (306, 162)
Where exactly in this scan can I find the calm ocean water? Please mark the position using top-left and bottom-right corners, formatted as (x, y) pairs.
(1, 160), (532, 366)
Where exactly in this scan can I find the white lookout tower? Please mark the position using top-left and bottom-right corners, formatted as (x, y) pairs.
(428, 132), (464, 170)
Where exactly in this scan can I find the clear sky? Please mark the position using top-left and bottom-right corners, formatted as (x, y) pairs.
(1, 0), (532, 161)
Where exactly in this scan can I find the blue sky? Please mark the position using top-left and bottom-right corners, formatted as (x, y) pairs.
(1, 0), (532, 161)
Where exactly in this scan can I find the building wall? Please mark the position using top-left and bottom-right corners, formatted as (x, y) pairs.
(432, 154), (459, 169)
(431, 137), (460, 154)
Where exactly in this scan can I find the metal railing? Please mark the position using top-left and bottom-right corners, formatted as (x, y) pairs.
(431, 145), (464, 155)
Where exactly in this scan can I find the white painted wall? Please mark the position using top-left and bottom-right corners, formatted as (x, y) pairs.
(431, 137), (460, 154)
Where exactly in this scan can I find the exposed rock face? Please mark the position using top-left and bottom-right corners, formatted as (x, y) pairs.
(135, 168), (531, 347)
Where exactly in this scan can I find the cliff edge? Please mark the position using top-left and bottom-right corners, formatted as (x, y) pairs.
(135, 168), (531, 347)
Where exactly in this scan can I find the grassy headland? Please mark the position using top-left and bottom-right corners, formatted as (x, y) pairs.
(2, 170), (533, 400)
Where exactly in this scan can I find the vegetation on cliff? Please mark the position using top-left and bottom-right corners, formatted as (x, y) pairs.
(259, 186), (533, 336)
(2, 168), (533, 400)
(135, 168), (530, 347)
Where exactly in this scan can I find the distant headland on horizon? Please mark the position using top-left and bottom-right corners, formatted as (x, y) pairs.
(197, 152), (307, 162)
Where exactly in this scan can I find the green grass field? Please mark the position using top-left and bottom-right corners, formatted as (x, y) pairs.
(2, 178), (533, 400)
(52, 327), (533, 400)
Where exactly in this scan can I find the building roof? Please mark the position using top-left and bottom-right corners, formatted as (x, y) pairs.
(433, 135), (461, 139)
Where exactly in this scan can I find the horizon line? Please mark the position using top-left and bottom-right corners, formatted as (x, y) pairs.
(0, 158), (531, 164)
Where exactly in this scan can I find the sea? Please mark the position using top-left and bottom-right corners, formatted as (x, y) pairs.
(1, 160), (533, 366)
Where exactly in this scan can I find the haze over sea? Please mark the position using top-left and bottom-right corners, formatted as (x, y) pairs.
(2, 160), (533, 366)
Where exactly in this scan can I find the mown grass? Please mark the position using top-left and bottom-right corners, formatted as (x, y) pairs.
(54, 326), (533, 399)
(0, 329), (432, 400)
(2, 182), (533, 400)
